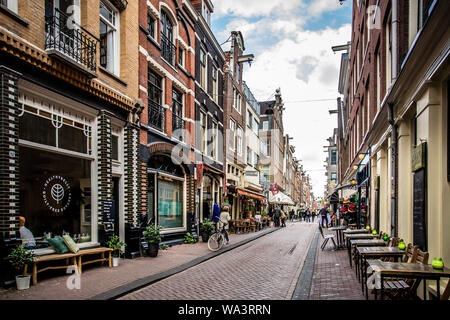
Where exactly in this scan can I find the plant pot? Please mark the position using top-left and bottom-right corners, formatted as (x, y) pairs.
(112, 257), (120, 267)
(201, 233), (210, 242)
(16, 275), (30, 290)
(147, 243), (159, 257)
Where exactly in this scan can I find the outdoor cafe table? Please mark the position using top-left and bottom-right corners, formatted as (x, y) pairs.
(344, 234), (375, 267)
(343, 228), (370, 235)
(350, 239), (386, 273)
(328, 226), (347, 249)
(366, 260), (450, 300)
(357, 247), (406, 298)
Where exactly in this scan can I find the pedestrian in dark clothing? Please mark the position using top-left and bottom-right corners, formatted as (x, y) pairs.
(311, 211), (315, 223)
(274, 206), (281, 227)
(298, 210), (302, 222)
(319, 207), (328, 228)
(305, 209), (311, 223)
(302, 210), (307, 222)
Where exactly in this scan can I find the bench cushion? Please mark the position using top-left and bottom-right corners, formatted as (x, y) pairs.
(47, 236), (69, 254)
(62, 235), (79, 253)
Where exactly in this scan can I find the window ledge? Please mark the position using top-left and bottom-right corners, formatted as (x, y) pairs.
(99, 66), (128, 86)
(0, 5), (29, 26)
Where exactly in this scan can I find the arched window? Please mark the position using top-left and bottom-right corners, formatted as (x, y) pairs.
(160, 10), (175, 65)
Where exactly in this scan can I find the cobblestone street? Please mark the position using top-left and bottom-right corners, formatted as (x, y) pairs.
(120, 222), (316, 300)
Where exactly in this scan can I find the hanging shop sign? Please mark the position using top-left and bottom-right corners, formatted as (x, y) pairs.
(42, 175), (72, 215)
(412, 142), (427, 172)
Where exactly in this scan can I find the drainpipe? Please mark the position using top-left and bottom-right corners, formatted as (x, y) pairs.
(392, 0), (399, 81)
(388, 103), (398, 237)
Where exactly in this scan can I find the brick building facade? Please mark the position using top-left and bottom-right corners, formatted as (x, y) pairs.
(137, 0), (197, 243)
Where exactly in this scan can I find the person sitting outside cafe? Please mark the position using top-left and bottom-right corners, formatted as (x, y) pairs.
(19, 216), (36, 249)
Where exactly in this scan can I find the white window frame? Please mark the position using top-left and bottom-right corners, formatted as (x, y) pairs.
(3, 0), (18, 13)
(200, 47), (207, 91)
(247, 109), (252, 128)
(212, 65), (218, 104)
(178, 46), (185, 68)
(211, 121), (218, 160)
(253, 119), (259, 136)
(200, 111), (207, 154)
(230, 118), (236, 151)
(100, 0), (120, 76)
(147, 10), (157, 41)
(237, 126), (243, 156)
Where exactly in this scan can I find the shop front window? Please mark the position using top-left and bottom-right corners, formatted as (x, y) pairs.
(19, 146), (92, 248)
(202, 175), (212, 221)
(149, 155), (185, 230)
(158, 178), (184, 229)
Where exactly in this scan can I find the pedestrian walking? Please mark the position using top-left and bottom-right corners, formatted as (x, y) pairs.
(281, 209), (287, 227)
(212, 202), (220, 232)
(319, 206), (328, 228)
(274, 206), (281, 227)
(311, 210), (315, 223)
(305, 209), (311, 223)
(290, 209), (295, 222)
(297, 209), (302, 222)
(302, 210), (307, 222)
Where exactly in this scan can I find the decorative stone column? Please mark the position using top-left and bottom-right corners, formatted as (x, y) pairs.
(0, 66), (21, 239)
(97, 110), (113, 224)
(124, 123), (141, 227)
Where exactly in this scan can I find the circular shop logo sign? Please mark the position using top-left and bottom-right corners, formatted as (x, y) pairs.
(43, 175), (71, 215)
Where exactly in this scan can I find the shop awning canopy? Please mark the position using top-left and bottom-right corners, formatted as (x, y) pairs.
(237, 188), (266, 201)
(268, 191), (295, 205)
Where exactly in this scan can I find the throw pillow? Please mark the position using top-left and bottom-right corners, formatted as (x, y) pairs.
(47, 236), (69, 254)
(62, 235), (79, 253)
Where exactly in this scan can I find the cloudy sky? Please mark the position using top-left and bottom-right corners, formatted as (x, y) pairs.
(211, 0), (352, 198)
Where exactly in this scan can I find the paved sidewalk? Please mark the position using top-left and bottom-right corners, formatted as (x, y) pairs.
(309, 225), (367, 300)
(0, 227), (278, 300)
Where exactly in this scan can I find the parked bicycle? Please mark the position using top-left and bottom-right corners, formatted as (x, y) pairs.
(207, 226), (228, 251)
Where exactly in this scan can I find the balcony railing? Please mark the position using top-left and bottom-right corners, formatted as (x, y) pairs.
(161, 33), (176, 66)
(172, 113), (185, 141)
(45, 8), (99, 73)
(148, 100), (165, 131)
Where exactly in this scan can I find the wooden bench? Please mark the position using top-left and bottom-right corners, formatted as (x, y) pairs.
(24, 247), (113, 285)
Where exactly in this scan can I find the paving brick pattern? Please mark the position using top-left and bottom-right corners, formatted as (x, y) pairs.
(0, 227), (277, 300)
(120, 222), (316, 300)
(309, 227), (367, 300)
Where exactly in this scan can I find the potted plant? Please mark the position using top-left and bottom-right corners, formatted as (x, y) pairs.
(106, 235), (126, 267)
(199, 219), (215, 242)
(143, 224), (162, 257)
(8, 244), (36, 290)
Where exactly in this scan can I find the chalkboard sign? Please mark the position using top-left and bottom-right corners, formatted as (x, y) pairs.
(413, 168), (427, 251)
(103, 200), (115, 224)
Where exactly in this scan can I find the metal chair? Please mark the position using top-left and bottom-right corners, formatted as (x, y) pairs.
(318, 224), (337, 251)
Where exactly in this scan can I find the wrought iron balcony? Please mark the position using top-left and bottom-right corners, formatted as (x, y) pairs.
(161, 33), (176, 66)
(148, 100), (165, 131)
(172, 113), (185, 141)
(45, 8), (99, 75)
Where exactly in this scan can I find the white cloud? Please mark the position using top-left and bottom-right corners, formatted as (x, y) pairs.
(213, 0), (305, 18)
(307, 0), (344, 16)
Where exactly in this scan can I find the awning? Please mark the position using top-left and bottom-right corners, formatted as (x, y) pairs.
(268, 191), (295, 205)
(237, 188), (266, 201)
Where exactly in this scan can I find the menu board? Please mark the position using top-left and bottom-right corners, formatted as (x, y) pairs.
(413, 169), (427, 251)
(103, 200), (115, 224)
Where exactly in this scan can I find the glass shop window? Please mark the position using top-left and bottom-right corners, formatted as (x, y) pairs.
(158, 177), (184, 229)
(19, 147), (92, 249)
(19, 105), (92, 155)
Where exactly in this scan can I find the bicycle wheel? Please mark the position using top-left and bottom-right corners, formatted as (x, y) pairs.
(207, 232), (224, 251)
